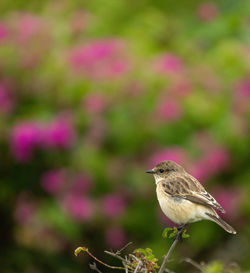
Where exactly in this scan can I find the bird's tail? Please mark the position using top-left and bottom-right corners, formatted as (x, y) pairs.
(206, 212), (237, 234)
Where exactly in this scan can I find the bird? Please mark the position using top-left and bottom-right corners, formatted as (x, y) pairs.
(146, 160), (236, 235)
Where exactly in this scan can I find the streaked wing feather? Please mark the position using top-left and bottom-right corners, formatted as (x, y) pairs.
(161, 173), (226, 213)
(184, 192), (225, 213)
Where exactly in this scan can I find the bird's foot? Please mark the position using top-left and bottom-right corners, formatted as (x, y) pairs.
(174, 224), (188, 242)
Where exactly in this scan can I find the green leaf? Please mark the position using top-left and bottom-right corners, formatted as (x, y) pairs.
(74, 247), (88, 256)
(168, 227), (178, 239)
(145, 248), (153, 255)
(134, 248), (147, 256)
(162, 227), (173, 238)
(182, 229), (190, 239)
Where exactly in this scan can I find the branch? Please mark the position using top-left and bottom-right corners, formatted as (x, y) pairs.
(158, 225), (188, 273)
(115, 242), (133, 255)
(158, 237), (179, 273)
(181, 258), (204, 271)
(104, 250), (127, 263)
(89, 262), (103, 273)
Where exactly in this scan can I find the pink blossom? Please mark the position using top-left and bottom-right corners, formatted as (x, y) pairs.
(0, 22), (8, 41)
(102, 194), (126, 218)
(62, 194), (93, 221)
(105, 227), (126, 249)
(236, 78), (250, 98)
(156, 97), (182, 121)
(204, 148), (230, 172)
(42, 117), (75, 149)
(41, 169), (66, 194)
(10, 121), (41, 161)
(15, 193), (36, 225)
(189, 160), (211, 182)
(190, 147), (230, 181)
(154, 53), (183, 75)
(197, 2), (218, 22)
(83, 93), (106, 114)
(16, 13), (44, 43)
(212, 187), (241, 219)
(0, 84), (15, 114)
(71, 174), (92, 194)
(68, 39), (130, 80)
(149, 147), (188, 167)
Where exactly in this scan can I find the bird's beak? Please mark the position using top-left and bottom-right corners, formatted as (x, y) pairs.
(146, 169), (155, 174)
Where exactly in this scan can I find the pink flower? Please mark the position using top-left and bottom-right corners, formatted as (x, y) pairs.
(16, 13), (44, 43)
(190, 147), (230, 181)
(189, 160), (211, 182)
(0, 22), (8, 41)
(10, 121), (41, 161)
(42, 116), (75, 149)
(197, 2), (218, 22)
(236, 78), (250, 98)
(102, 194), (126, 218)
(204, 148), (230, 172)
(0, 84), (15, 114)
(68, 39), (130, 80)
(212, 187), (241, 219)
(62, 194), (93, 221)
(154, 53), (183, 75)
(149, 147), (188, 167)
(105, 227), (126, 249)
(83, 93), (106, 114)
(71, 174), (92, 194)
(156, 97), (182, 121)
(41, 169), (66, 194)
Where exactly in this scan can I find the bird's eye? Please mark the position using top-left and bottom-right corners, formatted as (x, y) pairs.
(159, 169), (164, 173)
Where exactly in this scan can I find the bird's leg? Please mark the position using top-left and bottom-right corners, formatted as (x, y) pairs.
(174, 224), (188, 242)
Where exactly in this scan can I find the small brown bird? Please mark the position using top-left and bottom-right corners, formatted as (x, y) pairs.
(146, 160), (236, 234)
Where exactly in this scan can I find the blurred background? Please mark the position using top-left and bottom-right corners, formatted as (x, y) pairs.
(0, 0), (250, 272)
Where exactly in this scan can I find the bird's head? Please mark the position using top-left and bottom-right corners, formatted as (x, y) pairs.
(146, 160), (185, 183)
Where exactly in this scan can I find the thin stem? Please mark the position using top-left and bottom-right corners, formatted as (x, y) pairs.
(158, 238), (179, 273)
(104, 251), (127, 263)
(89, 262), (103, 273)
(181, 258), (204, 272)
(158, 225), (187, 273)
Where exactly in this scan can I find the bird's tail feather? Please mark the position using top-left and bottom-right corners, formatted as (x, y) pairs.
(206, 213), (237, 234)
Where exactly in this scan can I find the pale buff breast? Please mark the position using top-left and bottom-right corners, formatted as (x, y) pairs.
(156, 182), (210, 224)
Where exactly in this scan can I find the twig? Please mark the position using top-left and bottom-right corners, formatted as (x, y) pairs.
(89, 262), (103, 273)
(164, 269), (176, 273)
(158, 238), (179, 273)
(122, 262), (129, 273)
(75, 247), (125, 270)
(116, 242), (133, 255)
(181, 258), (204, 271)
(129, 254), (142, 273)
(104, 250), (127, 263)
(158, 225), (188, 273)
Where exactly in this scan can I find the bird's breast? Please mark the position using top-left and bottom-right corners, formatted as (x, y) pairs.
(156, 183), (206, 224)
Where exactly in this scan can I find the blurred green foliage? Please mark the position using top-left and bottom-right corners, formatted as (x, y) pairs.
(0, 0), (250, 273)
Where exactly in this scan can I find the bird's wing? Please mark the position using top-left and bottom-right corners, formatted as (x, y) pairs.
(161, 173), (225, 213)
